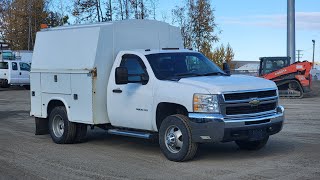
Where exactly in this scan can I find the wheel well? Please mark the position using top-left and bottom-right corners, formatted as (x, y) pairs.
(47, 100), (65, 118)
(156, 102), (188, 130)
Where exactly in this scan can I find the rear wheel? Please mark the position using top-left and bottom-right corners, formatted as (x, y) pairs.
(49, 106), (77, 144)
(159, 114), (198, 162)
(235, 136), (269, 150)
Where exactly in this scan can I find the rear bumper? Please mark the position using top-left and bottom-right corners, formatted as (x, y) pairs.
(188, 106), (284, 143)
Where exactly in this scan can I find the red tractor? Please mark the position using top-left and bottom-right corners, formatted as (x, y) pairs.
(259, 57), (312, 98)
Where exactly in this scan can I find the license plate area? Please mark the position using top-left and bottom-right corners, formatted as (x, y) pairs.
(248, 128), (267, 141)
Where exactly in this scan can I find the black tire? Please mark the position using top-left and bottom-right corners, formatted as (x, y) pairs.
(159, 114), (198, 162)
(74, 123), (87, 143)
(235, 136), (269, 150)
(23, 85), (30, 90)
(48, 106), (77, 144)
(0, 79), (10, 88)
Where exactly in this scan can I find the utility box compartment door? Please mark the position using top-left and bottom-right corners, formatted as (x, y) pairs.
(69, 73), (93, 124)
(30, 72), (42, 116)
(41, 73), (71, 94)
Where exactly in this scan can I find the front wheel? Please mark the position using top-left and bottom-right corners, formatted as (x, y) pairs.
(159, 114), (198, 162)
(0, 79), (10, 88)
(49, 106), (77, 144)
(235, 136), (269, 150)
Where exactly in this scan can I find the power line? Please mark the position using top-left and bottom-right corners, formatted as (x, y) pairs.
(296, 49), (303, 61)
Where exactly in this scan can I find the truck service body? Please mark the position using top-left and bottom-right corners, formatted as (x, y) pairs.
(31, 20), (284, 161)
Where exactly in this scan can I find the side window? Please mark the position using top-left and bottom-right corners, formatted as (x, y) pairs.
(19, 62), (30, 71)
(12, 62), (18, 71)
(120, 55), (147, 82)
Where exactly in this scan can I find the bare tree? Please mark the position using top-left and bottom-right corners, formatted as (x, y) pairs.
(172, 6), (191, 48)
(72, 0), (105, 23)
(149, 0), (158, 20)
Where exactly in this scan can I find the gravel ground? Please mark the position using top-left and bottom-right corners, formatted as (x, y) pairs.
(0, 82), (319, 180)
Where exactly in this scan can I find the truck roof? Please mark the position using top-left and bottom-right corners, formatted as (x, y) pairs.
(32, 19), (183, 72)
(130, 49), (195, 56)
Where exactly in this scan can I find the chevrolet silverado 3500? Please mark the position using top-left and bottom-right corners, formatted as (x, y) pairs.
(31, 20), (284, 161)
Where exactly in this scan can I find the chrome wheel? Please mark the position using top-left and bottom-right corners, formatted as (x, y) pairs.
(165, 125), (183, 153)
(52, 115), (64, 138)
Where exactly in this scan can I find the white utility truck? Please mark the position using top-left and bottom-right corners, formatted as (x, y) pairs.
(0, 50), (31, 88)
(31, 20), (284, 161)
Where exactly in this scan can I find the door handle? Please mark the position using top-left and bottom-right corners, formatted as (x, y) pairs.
(112, 89), (122, 93)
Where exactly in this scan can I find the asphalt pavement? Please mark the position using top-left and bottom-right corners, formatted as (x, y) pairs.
(0, 84), (320, 180)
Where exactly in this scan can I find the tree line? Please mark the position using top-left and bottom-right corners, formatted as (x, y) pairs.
(0, 0), (234, 66)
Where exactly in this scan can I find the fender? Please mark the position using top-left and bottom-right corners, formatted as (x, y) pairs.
(44, 97), (71, 121)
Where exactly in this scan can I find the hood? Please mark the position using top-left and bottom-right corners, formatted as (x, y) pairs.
(178, 75), (277, 94)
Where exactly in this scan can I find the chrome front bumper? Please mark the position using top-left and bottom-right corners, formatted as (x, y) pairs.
(188, 106), (285, 142)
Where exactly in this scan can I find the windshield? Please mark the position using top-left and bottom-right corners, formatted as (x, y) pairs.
(0, 62), (8, 69)
(2, 52), (15, 60)
(146, 52), (225, 80)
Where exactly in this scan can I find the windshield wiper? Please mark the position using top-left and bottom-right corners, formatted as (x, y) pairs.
(202, 72), (229, 76)
(175, 72), (202, 77)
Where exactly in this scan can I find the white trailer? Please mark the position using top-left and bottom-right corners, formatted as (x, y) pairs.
(31, 20), (284, 162)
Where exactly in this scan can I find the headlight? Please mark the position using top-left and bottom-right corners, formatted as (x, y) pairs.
(193, 94), (220, 113)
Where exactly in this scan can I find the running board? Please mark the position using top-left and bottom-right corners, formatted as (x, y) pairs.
(107, 129), (155, 139)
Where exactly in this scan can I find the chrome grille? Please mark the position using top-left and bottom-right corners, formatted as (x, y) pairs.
(221, 89), (278, 117)
(226, 102), (277, 115)
(224, 90), (277, 101)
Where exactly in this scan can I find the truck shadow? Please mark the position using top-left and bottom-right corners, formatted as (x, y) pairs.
(0, 86), (26, 91)
(85, 129), (294, 161)
(194, 138), (295, 161)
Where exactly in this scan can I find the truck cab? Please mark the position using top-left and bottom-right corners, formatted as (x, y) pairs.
(0, 59), (31, 88)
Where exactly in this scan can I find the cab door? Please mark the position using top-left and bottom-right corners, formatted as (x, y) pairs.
(107, 53), (154, 131)
(9, 62), (19, 84)
(19, 62), (30, 84)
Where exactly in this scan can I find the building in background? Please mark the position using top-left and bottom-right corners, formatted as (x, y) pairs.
(14, 50), (33, 63)
(232, 60), (260, 76)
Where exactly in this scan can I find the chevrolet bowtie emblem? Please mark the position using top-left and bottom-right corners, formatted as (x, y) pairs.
(249, 98), (260, 106)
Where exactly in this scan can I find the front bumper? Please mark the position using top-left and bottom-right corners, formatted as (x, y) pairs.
(188, 106), (285, 143)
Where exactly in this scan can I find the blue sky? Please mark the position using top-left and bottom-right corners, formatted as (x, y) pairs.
(156, 0), (320, 62)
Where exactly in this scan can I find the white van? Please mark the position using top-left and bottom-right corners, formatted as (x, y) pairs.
(0, 60), (31, 88)
(31, 20), (284, 161)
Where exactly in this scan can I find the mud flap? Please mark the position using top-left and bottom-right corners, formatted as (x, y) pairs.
(35, 117), (49, 135)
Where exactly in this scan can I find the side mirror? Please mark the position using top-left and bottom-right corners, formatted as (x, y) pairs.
(141, 73), (149, 85)
(115, 67), (128, 85)
(223, 62), (231, 75)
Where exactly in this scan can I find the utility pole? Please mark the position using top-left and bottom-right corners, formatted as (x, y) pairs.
(312, 40), (315, 69)
(296, 50), (303, 62)
(287, 0), (296, 64)
(27, 0), (32, 51)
